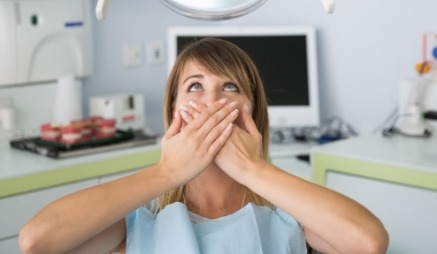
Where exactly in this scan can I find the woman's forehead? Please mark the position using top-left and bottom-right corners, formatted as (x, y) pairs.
(179, 59), (228, 84)
(181, 59), (207, 75)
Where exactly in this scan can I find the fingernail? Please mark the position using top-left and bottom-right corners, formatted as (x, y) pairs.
(180, 105), (188, 112)
(225, 123), (233, 132)
(229, 100), (238, 108)
(218, 98), (227, 104)
(189, 101), (198, 109)
(180, 110), (189, 120)
(231, 109), (239, 117)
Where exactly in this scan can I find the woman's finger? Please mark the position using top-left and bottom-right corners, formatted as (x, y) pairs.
(163, 110), (183, 139)
(202, 108), (239, 153)
(179, 108), (194, 123)
(192, 100), (239, 143)
(207, 122), (234, 154)
(187, 98), (231, 131)
(179, 101), (206, 124)
(241, 103), (259, 136)
(188, 101), (205, 116)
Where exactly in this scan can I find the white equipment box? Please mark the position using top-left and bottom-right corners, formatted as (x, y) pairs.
(398, 78), (437, 130)
(90, 94), (146, 131)
(0, 0), (93, 86)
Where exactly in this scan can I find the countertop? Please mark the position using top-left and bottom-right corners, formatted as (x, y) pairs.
(312, 134), (437, 174)
(311, 133), (437, 190)
(0, 138), (161, 198)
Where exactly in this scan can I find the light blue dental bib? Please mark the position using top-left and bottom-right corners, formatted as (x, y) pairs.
(126, 202), (307, 254)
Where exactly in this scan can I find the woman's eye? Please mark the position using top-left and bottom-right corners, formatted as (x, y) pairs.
(188, 83), (202, 92)
(224, 83), (239, 92)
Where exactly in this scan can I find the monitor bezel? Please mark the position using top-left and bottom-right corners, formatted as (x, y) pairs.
(167, 26), (320, 128)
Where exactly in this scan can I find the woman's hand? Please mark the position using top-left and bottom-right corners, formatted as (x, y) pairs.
(214, 103), (264, 184)
(179, 101), (389, 254)
(179, 101), (264, 185)
(159, 98), (239, 187)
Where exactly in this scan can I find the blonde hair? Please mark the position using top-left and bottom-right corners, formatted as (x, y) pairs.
(159, 38), (272, 211)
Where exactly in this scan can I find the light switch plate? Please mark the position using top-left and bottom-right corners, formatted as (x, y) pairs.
(146, 41), (165, 65)
(123, 43), (143, 67)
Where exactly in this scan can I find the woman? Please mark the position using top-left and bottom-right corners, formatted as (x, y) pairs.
(19, 38), (388, 254)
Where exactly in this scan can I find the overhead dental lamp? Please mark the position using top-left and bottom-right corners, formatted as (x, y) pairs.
(95, 0), (335, 21)
(160, 0), (267, 20)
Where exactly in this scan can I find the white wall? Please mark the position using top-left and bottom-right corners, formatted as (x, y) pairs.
(84, 0), (437, 134)
(233, 0), (436, 133)
(3, 0), (437, 135)
(83, 0), (213, 133)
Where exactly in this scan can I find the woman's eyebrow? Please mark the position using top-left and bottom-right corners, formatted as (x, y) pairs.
(182, 74), (203, 84)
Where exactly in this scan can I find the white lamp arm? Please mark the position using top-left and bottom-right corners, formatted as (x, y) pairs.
(96, 0), (111, 20)
(320, 0), (335, 13)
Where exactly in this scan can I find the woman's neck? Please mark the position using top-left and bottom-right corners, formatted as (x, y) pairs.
(183, 164), (247, 219)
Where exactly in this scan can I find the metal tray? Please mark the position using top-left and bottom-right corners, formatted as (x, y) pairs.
(10, 130), (158, 159)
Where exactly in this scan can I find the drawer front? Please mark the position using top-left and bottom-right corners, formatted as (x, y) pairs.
(0, 179), (97, 239)
(327, 172), (437, 253)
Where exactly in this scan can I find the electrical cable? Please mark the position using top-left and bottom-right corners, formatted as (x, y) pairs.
(373, 106), (399, 134)
(270, 116), (358, 144)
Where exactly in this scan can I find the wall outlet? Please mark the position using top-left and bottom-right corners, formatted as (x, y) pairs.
(123, 43), (143, 67)
(146, 41), (165, 65)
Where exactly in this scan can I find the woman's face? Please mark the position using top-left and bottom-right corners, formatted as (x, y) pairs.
(174, 59), (252, 127)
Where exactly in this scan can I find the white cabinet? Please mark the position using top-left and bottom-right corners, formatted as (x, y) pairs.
(312, 134), (437, 253)
(0, 237), (21, 254)
(270, 157), (311, 181)
(327, 172), (437, 254)
(0, 179), (97, 253)
(269, 142), (314, 181)
(0, 170), (142, 253)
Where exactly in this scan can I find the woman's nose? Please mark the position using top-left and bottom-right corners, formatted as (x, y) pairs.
(203, 90), (223, 105)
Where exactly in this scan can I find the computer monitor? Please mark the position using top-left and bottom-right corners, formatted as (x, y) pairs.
(167, 26), (320, 128)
